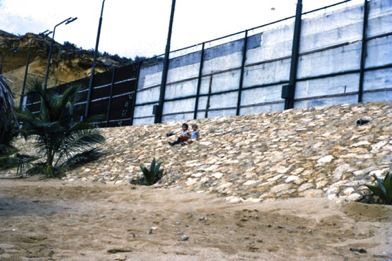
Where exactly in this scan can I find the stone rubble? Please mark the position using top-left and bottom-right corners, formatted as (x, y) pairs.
(8, 101), (392, 203)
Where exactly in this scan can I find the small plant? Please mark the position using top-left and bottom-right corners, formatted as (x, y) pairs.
(140, 158), (162, 186)
(0, 116), (36, 175)
(365, 172), (392, 205)
(17, 80), (105, 178)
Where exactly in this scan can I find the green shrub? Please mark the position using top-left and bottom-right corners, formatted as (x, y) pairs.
(0, 117), (36, 175)
(366, 172), (392, 205)
(27, 163), (67, 178)
(17, 80), (105, 178)
(140, 158), (162, 186)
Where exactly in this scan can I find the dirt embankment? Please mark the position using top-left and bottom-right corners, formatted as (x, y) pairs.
(0, 178), (391, 260)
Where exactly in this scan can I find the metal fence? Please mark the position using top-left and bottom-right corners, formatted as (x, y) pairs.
(26, 62), (139, 127)
(25, 0), (392, 127)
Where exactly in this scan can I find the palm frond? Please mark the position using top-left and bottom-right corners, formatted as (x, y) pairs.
(19, 82), (105, 175)
(61, 148), (103, 170)
(0, 153), (37, 174)
(0, 75), (14, 124)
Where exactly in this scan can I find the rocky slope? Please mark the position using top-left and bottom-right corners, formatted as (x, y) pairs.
(10, 101), (392, 204)
(0, 30), (133, 102)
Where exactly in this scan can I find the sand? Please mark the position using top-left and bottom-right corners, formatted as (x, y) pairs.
(0, 178), (391, 261)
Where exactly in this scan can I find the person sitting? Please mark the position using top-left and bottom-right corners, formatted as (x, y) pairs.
(188, 124), (200, 144)
(169, 123), (190, 146)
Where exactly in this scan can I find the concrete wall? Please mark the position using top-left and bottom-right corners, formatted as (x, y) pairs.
(133, 0), (392, 125)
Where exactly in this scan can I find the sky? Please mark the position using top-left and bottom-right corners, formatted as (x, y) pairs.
(0, 0), (350, 59)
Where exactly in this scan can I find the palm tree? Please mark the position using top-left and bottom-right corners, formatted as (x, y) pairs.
(0, 75), (36, 175)
(0, 117), (37, 174)
(17, 79), (105, 178)
(0, 75), (14, 124)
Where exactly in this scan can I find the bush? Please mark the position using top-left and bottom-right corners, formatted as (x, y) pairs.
(366, 172), (392, 205)
(0, 117), (36, 175)
(140, 158), (162, 186)
(17, 80), (105, 178)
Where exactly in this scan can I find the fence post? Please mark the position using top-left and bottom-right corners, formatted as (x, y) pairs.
(155, 0), (176, 124)
(205, 76), (213, 119)
(194, 43), (205, 119)
(358, 0), (369, 103)
(85, 0), (106, 121)
(130, 61), (142, 126)
(106, 68), (116, 127)
(236, 30), (248, 116)
(284, 0), (303, 110)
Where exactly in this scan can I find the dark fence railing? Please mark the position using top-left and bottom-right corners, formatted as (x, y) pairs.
(26, 63), (139, 127)
(25, 0), (391, 127)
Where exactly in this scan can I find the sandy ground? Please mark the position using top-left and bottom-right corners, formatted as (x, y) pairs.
(0, 178), (391, 261)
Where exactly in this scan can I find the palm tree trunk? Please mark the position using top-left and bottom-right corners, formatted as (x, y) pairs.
(47, 149), (54, 167)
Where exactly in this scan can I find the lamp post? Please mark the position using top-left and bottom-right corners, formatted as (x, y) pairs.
(155, 0), (176, 124)
(84, 0), (106, 120)
(43, 17), (78, 92)
(0, 47), (21, 74)
(19, 30), (52, 110)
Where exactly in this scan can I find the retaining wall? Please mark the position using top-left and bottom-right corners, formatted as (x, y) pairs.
(134, 0), (392, 125)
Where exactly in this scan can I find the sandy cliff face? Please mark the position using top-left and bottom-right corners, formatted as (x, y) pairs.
(0, 30), (133, 102)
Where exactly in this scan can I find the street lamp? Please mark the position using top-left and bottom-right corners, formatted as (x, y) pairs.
(155, 0), (176, 123)
(84, 0), (106, 120)
(19, 30), (53, 110)
(0, 47), (21, 74)
(43, 17), (78, 92)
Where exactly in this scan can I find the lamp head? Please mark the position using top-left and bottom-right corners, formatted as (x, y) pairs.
(65, 17), (78, 25)
(39, 30), (52, 36)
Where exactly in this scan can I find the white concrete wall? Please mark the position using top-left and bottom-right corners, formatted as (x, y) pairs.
(133, 0), (391, 124)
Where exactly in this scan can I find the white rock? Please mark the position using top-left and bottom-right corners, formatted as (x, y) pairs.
(243, 180), (257, 186)
(298, 183), (314, 192)
(276, 166), (290, 174)
(191, 173), (203, 178)
(244, 198), (262, 203)
(317, 155), (334, 165)
(267, 174), (283, 182)
(270, 184), (292, 194)
(285, 176), (299, 183)
(205, 165), (220, 172)
(332, 164), (352, 180)
(351, 141), (370, 147)
(226, 196), (244, 204)
(345, 193), (362, 202)
(186, 178), (197, 186)
(371, 141), (388, 152)
(200, 177), (209, 184)
(301, 189), (324, 198)
(316, 180), (328, 188)
(291, 168), (304, 175)
(212, 173), (223, 179)
(277, 189), (297, 197)
(369, 169), (389, 178)
(353, 167), (377, 176)
(327, 193), (338, 200)
(343, 187), (354, 196)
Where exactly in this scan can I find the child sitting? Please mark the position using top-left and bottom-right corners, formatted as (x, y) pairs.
(169, 123), (190, 146)
(188, 124), (200, 143)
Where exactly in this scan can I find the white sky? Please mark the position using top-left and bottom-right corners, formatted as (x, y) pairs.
(0, 0), (347, 59)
